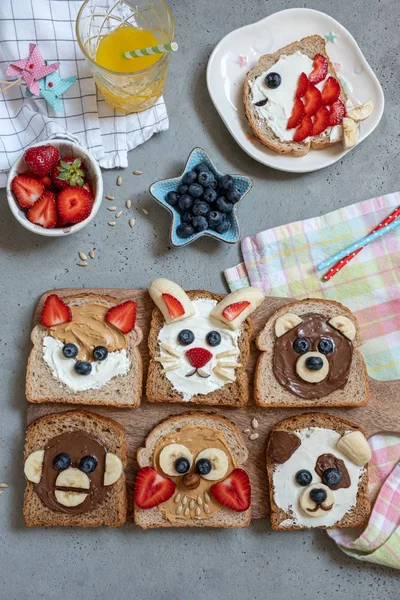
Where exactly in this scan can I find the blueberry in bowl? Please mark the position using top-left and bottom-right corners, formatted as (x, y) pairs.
(148, 147), (253, 248)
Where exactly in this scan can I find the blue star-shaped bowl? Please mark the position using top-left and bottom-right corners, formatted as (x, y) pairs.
(149, 147), (253, 248)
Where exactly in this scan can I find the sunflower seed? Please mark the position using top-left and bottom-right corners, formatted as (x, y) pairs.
(126, 199), (132, 209)
(197, 495), (203, 505)
(133, 170), (143, 175)
(142, 208), (149, 215)
(184, 507), (190, 516)
(117, 176), (122, 186)
(77, 261), (88, 267)
(182, 496), (188, 505)
(243, 428), (251, 434)
(204, 504), (210, 514)
(89, 250), (95, 259)
(0, 483), (8, 488)
(174, 493), (181, 503)
(204, 492), (211, 503)
(195, 507), (201, 516)
(107, 206), (117, 211)
(189, 499), (195, 510)
(251, 418), (259, 430)
(108, 221), (116, 226)
(105, 195), (115, 200)
(249, 432), (259, 441)
(115, 211), (122, 218)
(129, 218), (136, 228)
(176, 505), (183, 515)
(78, 251), (87, 261)
(0, 491), (3, 495)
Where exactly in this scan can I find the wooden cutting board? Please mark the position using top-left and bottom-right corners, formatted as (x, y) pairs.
(27, 288), (400, 521)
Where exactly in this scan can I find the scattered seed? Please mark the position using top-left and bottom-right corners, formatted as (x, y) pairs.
(184, 507), (190, 516)
(197, 495), (203, 506)
(252, 418), (259, 430)
(204, 504), (210, 514)
(89, 250), (95, 259)
(0, 484), (8, 488)
(77, 261), (88, 267)
(249, 432), (259, 441)
(243, 428), (251, 434)
(174, 493), (181, 504)
(108, 221), (116, 226)
(204, 492), (211, 503)
(176, 505), (183, 515)
(189, 499), (195, 510)
(115, 211), (122, 218)
(195, 507), (201, 516)
(117, 175), (122, 186)
(133, 170), (143, 175)
(0, 491), (3, 495)
(105, 195), (114, 200)
(182, 496), (188, 506)
(78, 251), (87, 261)
(107, 205), (117, 211)
(129, 218), (136, 228)
(126, 199), (132, 209)
(142, 208), (149, 215)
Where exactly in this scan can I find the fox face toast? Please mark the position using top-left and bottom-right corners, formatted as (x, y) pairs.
(266, 413), (371, 531)
(134, 412), (251, 529)
(23, 410), (128, 527)
(255, 298), (369, 408)
(146, 278), (264, 406)
(26, 293), (143, 407)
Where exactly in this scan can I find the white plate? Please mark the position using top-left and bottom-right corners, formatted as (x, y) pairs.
(207, 8), (384, 173)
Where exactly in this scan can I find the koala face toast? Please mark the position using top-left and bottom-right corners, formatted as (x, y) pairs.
(24, 430), (123, 515)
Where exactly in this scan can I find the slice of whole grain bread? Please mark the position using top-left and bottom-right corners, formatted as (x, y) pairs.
(266, 413), (370, 531)
(146, 290), (252, 407)
(243, 34), (347, 156)
(134, 411), (251, 529)
(24, 410), (128, 527)
(26, 294), (143, 408)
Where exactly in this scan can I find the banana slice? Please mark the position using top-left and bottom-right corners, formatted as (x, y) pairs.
(296, 352), (329, 383)
(159, 443), (193, 476)
(275, 313), (303, 338)
(149, 278), (195, 324)
(328, 316), (356, 341)
(24, 450), (44, 483)
(104, 452), (123, 486)
(210, 287), (264, 330)
(213, 367), (236, 382)
(195, 448), (229, 481)
(55, 468), (90, 489)
(299, 483), (334, 517)
(54, 490), (88, 507)
(342, 117), (360, 149)
(347, 100), (374, 122)
(336, 431), (372, 466)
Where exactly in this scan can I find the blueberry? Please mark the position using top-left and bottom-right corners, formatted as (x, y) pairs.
(208, 210), (223, 228)
(79, 455), (97, 473)
(219, 175), (234, 191)
(74, 361), (92, 375)
(62, 343), (78, 359)
(295, 469), (313, 486)
(181, 211), (194, 223)
(318, 338), (334, 354)
(178, 329), (195, 345)
(197, 170), (214, 187)
(53, 453), (71, 471)
(210, 178), (219, 191)
(166, 191), (179, 206)
(310, 487), (328, 504)
(178, 184), (189, 195)
(178, 194), (194, 211)
(188, 183), (203, 198)
(93, 346), (108, 361)
(293, 338), (310, 354)
(216, 219), (231, 234)
(192, 215), (208, 231)
(206, 331), (221, 346)
(265, 72), (281, 89)
(193, 200), (210, 217)
(322, 468), (342, 487)
(196, 458), (212, 475)
(305, 356), (324, 371)
(203, 187), (217, 204)
(176, 223), (194, 238)
(194, 162), (210, 173)
(226, 187), (241, 204)
(174, 457), (190, 474)
(182, 170), (197, 185)
(216, 196), (233, 213)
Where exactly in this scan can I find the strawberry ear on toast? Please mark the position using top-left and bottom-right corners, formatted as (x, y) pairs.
(210, 287), (264, 330)
(41, 294), (72, 327)
(105, 300), (137, 333)
(148, 278), (195, 324)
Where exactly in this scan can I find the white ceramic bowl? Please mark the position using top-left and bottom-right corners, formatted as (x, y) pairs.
(6, 139), (103, 236)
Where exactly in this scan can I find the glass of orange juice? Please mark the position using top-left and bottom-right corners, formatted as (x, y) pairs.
(76, 0), (175, 113)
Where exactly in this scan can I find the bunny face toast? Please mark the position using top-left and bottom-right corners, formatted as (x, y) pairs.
(146, 279), (264, 406)
(255, 298), (369, 408)
(26, 294), (143, 407)
(134, 412), (251, 529)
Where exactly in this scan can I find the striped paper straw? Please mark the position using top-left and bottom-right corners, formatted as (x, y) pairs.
(124, 42), (178, 59)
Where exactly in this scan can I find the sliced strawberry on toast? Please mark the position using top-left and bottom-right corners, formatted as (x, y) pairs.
(321, 76), (341, 105)
(309, 53), (328, 84)
(134, 466), (176, 509)
(303, 84), (322, 116)
(56, 186), (93, 224)
(11, 174), (44, 208)
(210, 468), (251, 512)
(287, 98), (305, 130)
(41, 294), (72, 327)
(329, 99), (347, 126)
(293, 115), (313, 142)
(106, 300), (137, 333)
(222, 301), (250, 322)
(312, 105), (330, 136)
(27, 190), (57, 228)
(162, 293), (185, 319)
(295, 72), (309, 99)
(185, 347), (213, 369)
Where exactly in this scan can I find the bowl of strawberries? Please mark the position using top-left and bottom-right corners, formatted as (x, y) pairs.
(6, 139), (103, 236)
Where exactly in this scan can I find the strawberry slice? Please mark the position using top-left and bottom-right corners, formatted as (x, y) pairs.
(295, 72), (309, 99)
(329, 99), (347, 126)
(27, 190), (57, 228)
(321, 76), (340, 105)
(185, 347), (213, 369)
(287, 98), (305, 129)
(309, 53), (328, 84)
(106, 300), (137, 333)
(56, 186), (93, 225)
(41, 294), (72, 327)
(210, 468), (251, 512)
(293, 115), (313, 142)
(24, 170), (52, 189)
(11, 174), (44, 208)
(222, 301), (250, 322)
(312, 105), (330, 136)
(303, 84), (321, 116)
(162, 293), (185, 319)
(134, 466), (176, 509)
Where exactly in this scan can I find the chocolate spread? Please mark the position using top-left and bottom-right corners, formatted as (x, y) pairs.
(273, 313), (353, 400)
(268, 431), (301, 464)
(315, 453), (350, 490)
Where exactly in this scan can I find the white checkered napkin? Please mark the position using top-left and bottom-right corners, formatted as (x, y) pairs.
(0, 0), (169, 187)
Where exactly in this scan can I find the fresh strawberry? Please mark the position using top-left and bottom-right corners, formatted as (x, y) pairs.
(56, 186), (93, 224)
(295, 72), (309, 99)
(293, 115), (313, 142)
(134, 466), (176, 509)
(41, 294), (72, 327)
(185, 347), (213, 369)
(24, 144), (60, 176)
(162, 293), (185, 319)
(287, 98), (305, 129)
(303, 84), (321, 116)
(309, 53), (328, 84)
(106, 300), (137, 333)
(210, 468), (251, 512)
(51, 156), (86, 190)
(329, 99), (347, 126)
(11, 174), (44, 208)
(312, 105), (330, 136)
(27, 190), (57, 228)
(24, 170), (52, 188)
(222, 301), (250, 322)
(321, 76), (340, 105)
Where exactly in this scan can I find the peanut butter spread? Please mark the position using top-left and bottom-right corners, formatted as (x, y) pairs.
(49, 304), (128, 362)
(153, 426), (236, 522)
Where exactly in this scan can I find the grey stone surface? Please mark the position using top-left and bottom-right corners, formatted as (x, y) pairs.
(0, 0), (399, 598)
